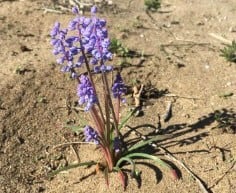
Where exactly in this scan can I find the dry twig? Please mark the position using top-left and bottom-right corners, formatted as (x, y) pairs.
(69, 0), (92, 7)
(209, 160), (236, 189)
(159, 146), (211, 193)
(62, 136), (82, 163)
(53, 141), (96, 149)
(133, 84), (144, 107)
(42, 8), (63, 14)
(163, 101), (172, 122)
(209, 33), (232, 45)
(155, 114), (161, 133)
(164, 93), (202, 100)
(129, 124), (210, 193)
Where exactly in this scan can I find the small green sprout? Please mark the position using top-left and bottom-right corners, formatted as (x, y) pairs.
(220, 41), (236, 63)
(110, 38), (129, 57)
(37, 96), (47, 103)
(144, 0), (161, 11)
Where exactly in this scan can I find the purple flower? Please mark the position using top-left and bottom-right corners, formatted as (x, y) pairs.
(50, 22), (79, 75)
(77, 75), (97, 111)
(72, 6), (79, 15)
(94, 65), (113, 73)
(113, 137), (122, 153)
(91, 6), (97, 14)
(80, 7), (112, 64)
(84, 125), (99, 144)
(112, 73), (126, 99)
(50, 22), (60, 37)
(50, 6), (113, 78)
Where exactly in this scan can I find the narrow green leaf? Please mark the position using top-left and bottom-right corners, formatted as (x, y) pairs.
(116, 157), (136, 177)
(125, 134), (172, 154)
(124, 153), (171, 170)
(64, 125), (84, 133)
(118, 108), (137, 130)
(64, 116), (87, 133)
(48, 161), (96, 177)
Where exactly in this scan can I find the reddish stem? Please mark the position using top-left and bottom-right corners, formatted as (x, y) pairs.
(102, 72), (119, 137)
(90, 106), (104, 135)
(77, 28), (105, 126)
(118, 170), (126, 190)
(115, 97), (121, 125)
(101, 146), (114, 171)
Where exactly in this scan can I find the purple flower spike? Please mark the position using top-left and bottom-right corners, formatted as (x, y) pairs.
(84, 125), (99, 144)
(50, 6), (113, 78)
(113, 137), (122, 153)
(50, 22), (60, 37)
(77, 75), (97, 111)
(112, 73), (126, 99)
(94, 65), (113, 73)
(91, 6), (97, 14)
(72, 6), (79, 14)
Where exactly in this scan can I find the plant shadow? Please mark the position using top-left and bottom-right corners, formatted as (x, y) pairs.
(121, 108), (235, 189)
(121, 161), (163, 189)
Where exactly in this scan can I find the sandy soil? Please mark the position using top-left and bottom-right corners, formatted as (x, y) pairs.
(0, 0), (235, 193)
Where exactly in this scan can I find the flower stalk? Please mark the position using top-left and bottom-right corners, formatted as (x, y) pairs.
(50, 6), (126, 171)
(80, 37), (106, 126)
(50, 5), (178, 187)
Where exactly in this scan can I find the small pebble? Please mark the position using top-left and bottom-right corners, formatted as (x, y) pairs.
(205, 64), (210, 69)
(108, 0), (113, 5)
(229, 26), (236, 32)
(16, 136), (25, 144)
(134, 109), (143, 117)
(182, 114), (190, 118)
(119, 33), (128, 39)
(170, 21), (180, 25)
(38, 186), (45, 193)
(163, 23), (171, 28)
(196, 21), (204, 26)
(20, 45), (32, 52)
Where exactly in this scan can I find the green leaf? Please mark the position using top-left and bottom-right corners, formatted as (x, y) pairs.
(64, 116), (87, 133)
(63, 125), (84, 133)
(145, 0), (161, 11)
(220, 40), (236, 62)
(124, 153), (179, 179)
(116, 157), (136, 177)
(118, 108), (137, 130)
(124, 153), (171, 170)
(125, 134), (172, 154)
(48, 161), (96, 177)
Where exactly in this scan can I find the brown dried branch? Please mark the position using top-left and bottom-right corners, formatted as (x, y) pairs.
(159, 146), (211, 193)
